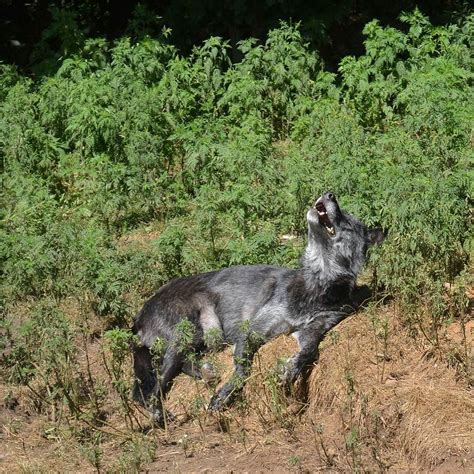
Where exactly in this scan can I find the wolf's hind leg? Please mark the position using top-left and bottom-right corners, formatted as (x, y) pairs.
(182, 359), (220, 383)
(146, 347), (183, 425)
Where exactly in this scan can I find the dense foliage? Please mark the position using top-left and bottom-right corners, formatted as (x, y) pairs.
(0, 11), (472, 450)
(3, 0), (466, 74)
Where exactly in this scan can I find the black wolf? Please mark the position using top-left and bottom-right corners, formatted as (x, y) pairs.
(132, 192), (384, 423)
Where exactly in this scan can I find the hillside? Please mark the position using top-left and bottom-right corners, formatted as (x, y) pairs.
(1, 11), (472, 472)
(2, 301), (473, 471)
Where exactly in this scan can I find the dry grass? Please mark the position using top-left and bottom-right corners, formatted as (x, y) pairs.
(2, 302), (473, 472)
(304, 305), (473, 470)
(161, 302), (473, 471)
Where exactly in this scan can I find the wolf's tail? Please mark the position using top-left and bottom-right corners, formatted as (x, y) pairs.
(132, 344), (156, 406)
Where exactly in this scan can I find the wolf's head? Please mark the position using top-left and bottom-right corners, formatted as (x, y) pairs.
(304, 192), (385, 283)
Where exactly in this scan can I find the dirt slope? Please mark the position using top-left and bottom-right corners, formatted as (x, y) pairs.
(1, 303), (473, 472)
(142, 303), (473, 472)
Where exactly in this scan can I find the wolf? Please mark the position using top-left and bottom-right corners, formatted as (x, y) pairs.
(132, 192), (384, 423)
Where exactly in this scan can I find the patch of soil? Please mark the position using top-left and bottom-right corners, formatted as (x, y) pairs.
(148, 424), (326, 473)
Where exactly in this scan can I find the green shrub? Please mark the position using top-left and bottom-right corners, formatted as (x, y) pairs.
(4, 301), (80, 415)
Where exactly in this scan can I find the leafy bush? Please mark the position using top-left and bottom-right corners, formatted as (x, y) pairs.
(4, 301), (80, 415)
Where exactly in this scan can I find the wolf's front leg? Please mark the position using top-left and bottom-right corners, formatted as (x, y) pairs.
(280, 329), (321, 391)
(208, 336), (260, 411)
(281, 312), (348, 391)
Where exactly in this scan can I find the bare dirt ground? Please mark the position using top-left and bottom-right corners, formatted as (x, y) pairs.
(1, 303), (473, 473)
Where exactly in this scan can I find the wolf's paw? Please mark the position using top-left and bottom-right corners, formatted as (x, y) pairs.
(279, 369), (298, 395)
(208, 384), (236, 411)
(201, 361), (220, 384)
(149, 409), (176, 428)
(150, 410), (164, 427)
(208, 393), (225, 412)
(277, 357), (296, 386)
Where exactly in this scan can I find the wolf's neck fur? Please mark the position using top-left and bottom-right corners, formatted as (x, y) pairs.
(300, 238), (356, 293)
(286, 240), (357, 316)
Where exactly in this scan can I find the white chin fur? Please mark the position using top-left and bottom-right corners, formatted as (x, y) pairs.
(307, 208), (318, 223)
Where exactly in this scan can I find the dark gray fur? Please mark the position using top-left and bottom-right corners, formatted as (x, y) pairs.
(132, 192), (384, 423)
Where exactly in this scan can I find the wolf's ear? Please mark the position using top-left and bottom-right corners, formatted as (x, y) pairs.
(368, 227), (386, 246)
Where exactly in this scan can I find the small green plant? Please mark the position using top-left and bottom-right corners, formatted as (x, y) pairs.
(112, 434), (156, 473)
(238, 320), (264, 355)
(178, 433), (191, 457)
(103, 328), (139, 429)
(310, 421), (335, 467)
(79, 432), (103, 473)
(329, 329), (340, 345)
(288, 455), (301, 467)
(368, 307), (391, 382)
(174, 319), (196, 356)
(345, 426), (361, 470)
(203, 327), (224, 351)
(150, 336), (167, 365)
(4, 302), (81, 419)
(263, 367), (293, 429)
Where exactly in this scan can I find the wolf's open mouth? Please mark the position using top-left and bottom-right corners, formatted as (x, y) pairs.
(315, 202), (336, 236)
